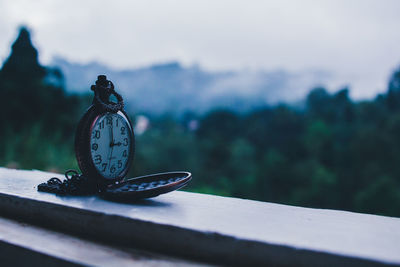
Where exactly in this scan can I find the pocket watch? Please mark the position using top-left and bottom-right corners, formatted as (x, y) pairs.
(38, 75), (191, 200)
(75, 75), (135, 189)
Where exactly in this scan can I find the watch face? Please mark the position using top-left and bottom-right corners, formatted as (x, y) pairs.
(89, 111), (133, 179)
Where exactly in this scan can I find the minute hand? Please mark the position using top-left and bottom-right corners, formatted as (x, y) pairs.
(108, 120), (114, 167)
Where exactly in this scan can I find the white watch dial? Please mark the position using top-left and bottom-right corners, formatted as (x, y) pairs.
(90, 112), (132, 179)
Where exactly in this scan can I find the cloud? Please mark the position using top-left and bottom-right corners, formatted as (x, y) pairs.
(1, 0), (400, 98)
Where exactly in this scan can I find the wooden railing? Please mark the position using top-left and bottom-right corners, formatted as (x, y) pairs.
(0, 167), (399, 266)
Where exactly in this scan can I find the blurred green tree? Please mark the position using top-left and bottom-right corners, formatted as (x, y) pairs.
(0, 27), (82, 171)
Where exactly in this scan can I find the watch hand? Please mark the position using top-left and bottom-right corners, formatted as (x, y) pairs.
(110, 141), (122, 147)
(110, 142), (121, 147)
(110, 118), (114, 144)
(108, 118), (114, 168)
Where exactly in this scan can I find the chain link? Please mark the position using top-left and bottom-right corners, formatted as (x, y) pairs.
(37, 169), (97, 195)
(91, 75), (124, 112)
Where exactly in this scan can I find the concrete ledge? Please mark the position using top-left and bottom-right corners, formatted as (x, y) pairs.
(0, 216), (201, 267)
(0, 240), (81, 267)
(0, 168), (399, 266)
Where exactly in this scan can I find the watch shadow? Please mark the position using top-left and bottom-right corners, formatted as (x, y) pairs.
(99, 196), (172, 208)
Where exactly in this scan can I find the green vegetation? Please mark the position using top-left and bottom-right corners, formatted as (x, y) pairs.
(1, 28), (400, 217)
(0, 27), (89, 171)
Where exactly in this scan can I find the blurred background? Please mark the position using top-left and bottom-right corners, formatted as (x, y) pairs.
(1, 0), (400, 217)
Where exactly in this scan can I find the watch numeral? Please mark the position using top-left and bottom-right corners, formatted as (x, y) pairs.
(123, 138), (128, 146)
(92, 143), (98, 151)
(118, 160), (122, 168)
(94, 155), (102, 164)
(123, 150), (127, 157)
(110, 165), (116, 173)
(116, 119), (119, 127)
(94, 130), (100, 139)
(106, 116), (112, 125)
(102, 163), (107, 172)
(120, 127), (126, 135)
(99, 120), (104, 129)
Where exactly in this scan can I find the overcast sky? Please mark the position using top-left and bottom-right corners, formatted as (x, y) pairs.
(0, 0), (400, 99)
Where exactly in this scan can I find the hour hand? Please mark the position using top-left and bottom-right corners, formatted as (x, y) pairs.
(110, 141), (122, 147)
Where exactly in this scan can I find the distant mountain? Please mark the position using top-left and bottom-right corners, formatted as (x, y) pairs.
(52, 57), (334, 115)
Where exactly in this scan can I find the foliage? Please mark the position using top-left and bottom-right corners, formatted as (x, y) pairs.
(130, 79), (400, 217)
(0, 27), (87, 170)
(1, 28), (400, 217)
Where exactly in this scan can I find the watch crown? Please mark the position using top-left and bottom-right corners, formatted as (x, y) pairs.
(98, 75), (107, 81)
(95, 75), (109, 88)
